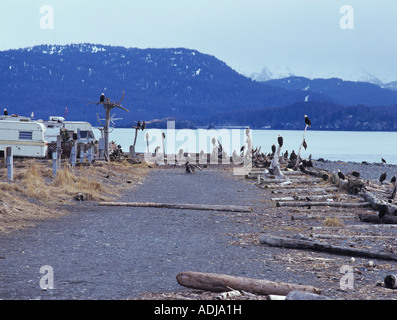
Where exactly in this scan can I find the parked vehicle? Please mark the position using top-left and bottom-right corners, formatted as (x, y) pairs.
(63, 120), (97, 143)
(0, 118), (48, 158)
(0, 112), (98, 158)
(40, 116), (97, 144)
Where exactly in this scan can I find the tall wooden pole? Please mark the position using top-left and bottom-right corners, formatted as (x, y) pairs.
(87, 91), (128, 162)
(293, 124), (308, 170)
(6, 147), (13, 182)
(104, 105), (111, 161)
(162, 132), (166, 160)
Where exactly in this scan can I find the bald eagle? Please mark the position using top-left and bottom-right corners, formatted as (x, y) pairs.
(4, 108), (8, 116)
(351, 170), (360, 178)
(378, 204), (388, 220)
(337, 169), (345, 180)
(304, 115), (311, 127)
(97, 93), (105, 105)
(271, 144), (276, 154)
(380, 172), (387, 183)
(278, 135), (283, 148)
(302, 139), (307, 150)
(290, 150), (297, 161)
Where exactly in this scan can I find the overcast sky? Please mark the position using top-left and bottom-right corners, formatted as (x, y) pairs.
(1, 0), (396, 82)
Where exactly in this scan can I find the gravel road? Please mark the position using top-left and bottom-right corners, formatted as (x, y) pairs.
(0, 166), (281, 300)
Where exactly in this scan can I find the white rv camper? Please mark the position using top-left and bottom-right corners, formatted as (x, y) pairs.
(0, 119), (48, 158)
(40, 116), (64, 143)
(38, 117), (97, 144)
(63, 121), (97, 143)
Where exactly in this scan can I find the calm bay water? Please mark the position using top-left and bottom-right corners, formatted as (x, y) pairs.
(95, 128), (397, 165)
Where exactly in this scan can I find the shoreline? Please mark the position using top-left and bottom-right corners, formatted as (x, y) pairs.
(312, 158), (397, 182)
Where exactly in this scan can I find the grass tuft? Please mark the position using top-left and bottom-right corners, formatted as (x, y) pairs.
(323, 217), (344, 227)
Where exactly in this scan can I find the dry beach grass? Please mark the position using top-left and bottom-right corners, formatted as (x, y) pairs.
(0, 159), (149, 233)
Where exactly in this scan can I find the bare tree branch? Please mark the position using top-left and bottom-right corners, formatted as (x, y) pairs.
(96, 113), (104, 127)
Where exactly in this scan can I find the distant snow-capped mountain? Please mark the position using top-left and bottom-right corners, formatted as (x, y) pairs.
(248, 65), (396, 88)
(249, 66), (294, 82)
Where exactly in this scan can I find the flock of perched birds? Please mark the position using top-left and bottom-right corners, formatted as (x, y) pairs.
(336, 160), (396, 185)
(96, 101), (392, 187)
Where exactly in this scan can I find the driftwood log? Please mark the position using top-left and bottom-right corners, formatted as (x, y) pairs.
(311, 234), (397, 240)
(176, 271), (321, 296)
(358, 213), (397, 224)
(99, 201), (252, 213)
(302, 167), (329, 181)
(259, 235), (397, 261)
(256, 177), (323, 186)
(272, 194), (350, 201)
(256, 178), (290, 184)
(285, 290), (330, 300)
(269, 138), (285, 179)
(384, 274), (397, 289)
(270, 187), (339, 195)
(276, 201), (371, 208)
(360, 190), (397, 216)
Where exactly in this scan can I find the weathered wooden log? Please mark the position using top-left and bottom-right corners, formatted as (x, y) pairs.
(303, 167), (329, 181)
(285, 290), (330, 300)
(358, 213), (397, 224)
(391, 186), (397, 200)
(245, 173), (267, 180)
(176, 271), (321, 296)
(311, 234), (397, 240)
(258, 177), (323, 185)
(272, 194), (353, 201)
(276, 201), (371, 208)
(360, 190), (397, 216)
(268, 184), (338, 190)
(312, 224), (397, 229)
(257, 178), (290, 184)
(360, 190), (386, 209)
(267, 294), (286, 300)
(259, 235), (397, 261)
(270, 142), (286, 179)
(269, 187), (339, 195)
(99, 201), (252, 212)
(291, 214), (354, 221)
(384, 274), (397, 289)
(283, 171), (305, 176)
(271, 196), (296, 201)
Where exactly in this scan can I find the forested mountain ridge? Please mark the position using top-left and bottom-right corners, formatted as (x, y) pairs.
(1, 44), (397, 130)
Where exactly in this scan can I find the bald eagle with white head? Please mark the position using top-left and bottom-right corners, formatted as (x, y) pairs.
(98, 93), (105, 105)
(304, 115), (311, 128)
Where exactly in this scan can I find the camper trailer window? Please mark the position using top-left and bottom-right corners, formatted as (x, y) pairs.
(19, 131), (33, 140)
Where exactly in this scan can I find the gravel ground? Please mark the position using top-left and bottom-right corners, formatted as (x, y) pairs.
(1, 162), (397, 301)
(0, 166), (275, 300)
